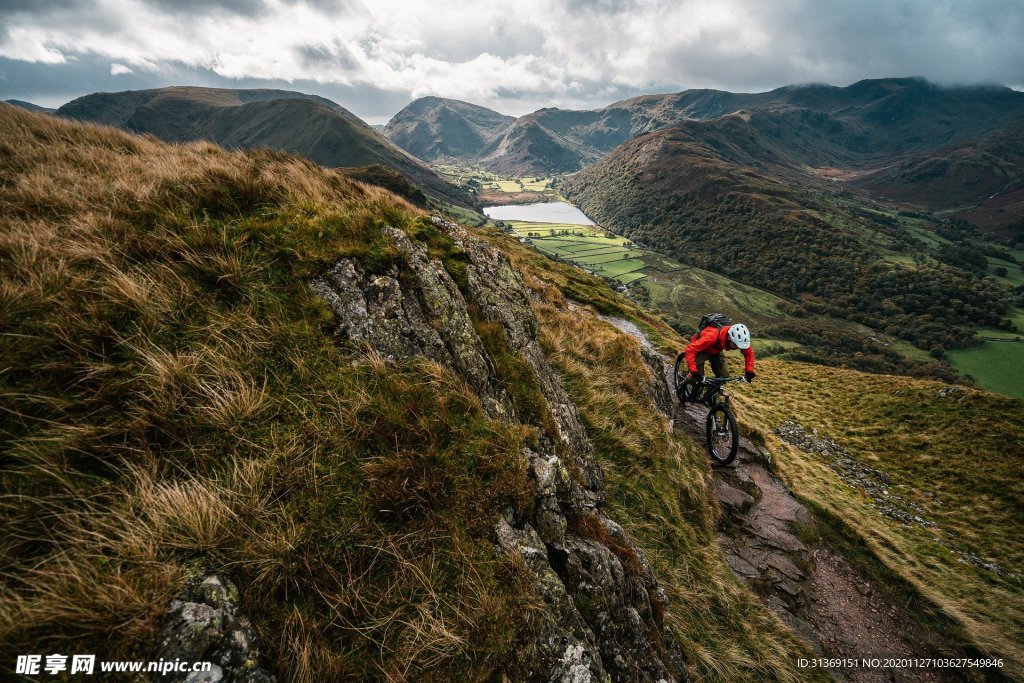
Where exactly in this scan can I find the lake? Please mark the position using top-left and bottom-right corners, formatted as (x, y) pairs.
(483, 202), (595, 225)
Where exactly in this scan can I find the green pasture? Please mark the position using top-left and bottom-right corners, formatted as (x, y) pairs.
(521, 177), (552, 191)
(948, 341), (1024, 399)
(510, 221), (646, 283)
(988, 256), (1024, 285)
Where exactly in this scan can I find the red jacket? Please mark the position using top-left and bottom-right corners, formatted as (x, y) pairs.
(684, 324), (755, 373)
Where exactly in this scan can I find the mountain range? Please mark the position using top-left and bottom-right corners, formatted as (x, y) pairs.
(561, 93), (1024, 354)
(56, 87), (473, 208)
(384, 79), (1024, 188)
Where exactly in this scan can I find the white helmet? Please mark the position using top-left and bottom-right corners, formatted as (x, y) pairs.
(727, 323), (751, 349)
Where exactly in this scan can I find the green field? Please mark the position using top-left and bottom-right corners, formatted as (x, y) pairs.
(508, 221), (647, 283)
(988, 256), (1024, 285)
(432, 166), (565, 200)
(948, 341), (1024, 399)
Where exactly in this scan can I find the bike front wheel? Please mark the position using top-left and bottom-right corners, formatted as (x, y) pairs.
(673, 353), (687, 396)
(673, 353), (700, 402)
(705, 405), (739, 465)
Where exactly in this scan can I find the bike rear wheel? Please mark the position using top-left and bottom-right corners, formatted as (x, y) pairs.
(705, 405), (739, 465)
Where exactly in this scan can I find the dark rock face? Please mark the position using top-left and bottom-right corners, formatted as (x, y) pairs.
(311, 216), (686, 682)
(152, 576), (276, 683)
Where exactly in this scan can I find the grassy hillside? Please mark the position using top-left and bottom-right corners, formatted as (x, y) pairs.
(0, 105), (830, 681)
(737, 360), (1024, 678)
(58, 87), (474, 209)
(565, 116), (1017, 356)
(0, 104), (535, 679)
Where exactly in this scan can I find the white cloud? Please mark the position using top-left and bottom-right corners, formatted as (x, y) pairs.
(110, 62), (133, 75)
(1, 0), (1022, 117)
(0, 26), (68, 64)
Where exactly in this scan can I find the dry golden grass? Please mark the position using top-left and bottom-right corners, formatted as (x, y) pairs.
(738, 359), (1024, 678)
(0, 105), (535, 680)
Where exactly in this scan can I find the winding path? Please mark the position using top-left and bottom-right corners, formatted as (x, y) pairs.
(598, 313), (963, 683)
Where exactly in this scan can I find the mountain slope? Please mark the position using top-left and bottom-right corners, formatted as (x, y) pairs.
(851, 114), (1024, 238)
(4, 99), (55, 114)
(384, 96), (515, 162)
(387, 79), (1024, 177)
(58, 86), (473, 207)
(1, 104), (832, 682)
(564, 113), (1015, 352)
(740, 359), (1024, 679)
(480, 116), (601, 174)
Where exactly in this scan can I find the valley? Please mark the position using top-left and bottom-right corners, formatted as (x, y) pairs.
(431, 163), (1008, 392)
(381, 80), (1024, 397)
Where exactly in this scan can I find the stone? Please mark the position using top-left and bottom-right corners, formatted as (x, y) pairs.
(152, 576), (276, 683)
(712, 479), (755, 512)
(309, 216), (687, 680)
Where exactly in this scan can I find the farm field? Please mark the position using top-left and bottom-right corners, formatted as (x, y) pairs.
(506, 221), (648, 284)
(483, 176), (557, 194)
(478, 176), (563, 204)
(949, 339), (1024, 399)
(432, 165), (566, 204)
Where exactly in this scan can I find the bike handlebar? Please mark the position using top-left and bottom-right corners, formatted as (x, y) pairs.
(701, 376), (748, 384)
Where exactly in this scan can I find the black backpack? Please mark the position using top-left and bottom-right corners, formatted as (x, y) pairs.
(697, 313), (732, 334)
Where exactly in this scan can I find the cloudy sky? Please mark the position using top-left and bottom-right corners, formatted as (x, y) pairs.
(2, 0), (1023, 123)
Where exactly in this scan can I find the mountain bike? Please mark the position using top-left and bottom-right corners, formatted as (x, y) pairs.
(673, 355), (747, 465)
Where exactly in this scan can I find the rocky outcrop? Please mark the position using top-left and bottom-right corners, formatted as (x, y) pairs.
(311, 216), (686, 682)
(152, 576), (276, 683)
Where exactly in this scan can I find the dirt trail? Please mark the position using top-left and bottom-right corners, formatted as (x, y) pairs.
(599, 314), (961, 683)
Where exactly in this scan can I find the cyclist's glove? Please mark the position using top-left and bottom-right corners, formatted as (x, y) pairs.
(744, 370), (756, 383)
(689, 371), (704, 382)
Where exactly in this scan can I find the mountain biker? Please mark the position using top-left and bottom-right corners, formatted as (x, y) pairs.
(684, 322), (756, 384)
